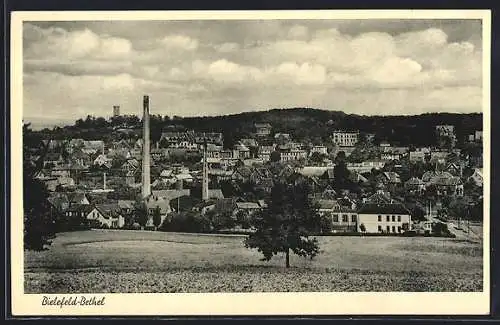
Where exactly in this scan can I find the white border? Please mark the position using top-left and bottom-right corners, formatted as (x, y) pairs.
(10, 10), (491, 316)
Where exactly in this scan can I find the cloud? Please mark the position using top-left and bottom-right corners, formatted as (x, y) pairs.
(22, 21), (483, 119)
(161, 35), (198, 50)
(24, 24), (132, 60)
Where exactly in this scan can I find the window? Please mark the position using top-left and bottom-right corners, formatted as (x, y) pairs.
(378, 225), (382, 232)
(386, 215), (390, 222)
(397, 215), (401, 222)
(392, 215), (395, 222)
(378, 215), (382, 222)
(392, 226), (396, 233)
(386, 225), (390, 233)
(342, 215), (348, 222)
(332, 214), (339, 223)
(351, 215), (357, 223)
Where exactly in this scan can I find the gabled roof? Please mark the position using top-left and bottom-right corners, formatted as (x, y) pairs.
(358, 203), (410, 215)
(236, 202), (261, 209)
(208, 189), (225, 199)
(117, 200), (134, 210)
(316, 199), (339, 210)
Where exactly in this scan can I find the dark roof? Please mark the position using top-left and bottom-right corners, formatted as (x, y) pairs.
(357, 203), (410, 215)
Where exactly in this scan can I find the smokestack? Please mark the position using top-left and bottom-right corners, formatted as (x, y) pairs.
(142, 95), (151, 198)
(202, 140), (209, 201)
(103, 172), (107, 191)
(176, 178), (183, 190)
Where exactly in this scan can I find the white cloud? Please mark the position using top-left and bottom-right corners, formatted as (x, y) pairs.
(22, 21), (483, 119)
(25, 24), (133, 60)
(161, 35), (198, 51)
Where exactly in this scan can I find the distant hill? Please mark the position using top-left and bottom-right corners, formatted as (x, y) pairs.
(28, 107), (483, 148)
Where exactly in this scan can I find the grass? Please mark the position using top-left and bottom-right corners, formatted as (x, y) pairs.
(24, 230), (483, 293)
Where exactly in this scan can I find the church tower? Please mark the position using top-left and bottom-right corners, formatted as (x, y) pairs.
(141, 95), (151, 199)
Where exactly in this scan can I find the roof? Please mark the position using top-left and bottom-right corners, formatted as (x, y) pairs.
(208, 189), (225, 199)
(117, 200), (134, 210)
(66, 204), (93, 214)
(298, 166), (330, 177)
(405, 177), (424, 185)
(236, 202), (261, 209)
(358, 203), (410, 215)
(255, 123), (271, 128)
(95, 203), (122, 219)
(67, 192), (88, 203)
(365, 192), (392, 204)
(151, 189), (191, 200)
(316, 199), (338, 210)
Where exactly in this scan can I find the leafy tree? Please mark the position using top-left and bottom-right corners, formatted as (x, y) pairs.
(23, 175), (57, 250)
(270, 151), (281, 162)
(310, 152), (326, 164)
(134, 201), (149, 229)
(152, 206), (162, 230)
(23, 123), (57, 250)
(245, 179), (321, 268)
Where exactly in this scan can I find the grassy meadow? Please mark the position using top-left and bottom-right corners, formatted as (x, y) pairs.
(24, 230), (483, 293)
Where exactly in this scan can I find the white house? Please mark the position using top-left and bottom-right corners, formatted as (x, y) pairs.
(357, 203), (412, 234)
(86, 204), (125, 228)
(332, 131), (359, 147)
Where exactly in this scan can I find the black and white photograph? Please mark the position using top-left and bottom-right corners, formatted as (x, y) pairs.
(11, 10), (490, 316)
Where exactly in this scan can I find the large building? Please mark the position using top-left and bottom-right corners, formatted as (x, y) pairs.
(435, 125), (456, 148)
(332, 131), (359, 147)
(357, 203), (412, 234)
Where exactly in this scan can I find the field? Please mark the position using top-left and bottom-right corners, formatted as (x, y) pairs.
(24, 230), (483, 293)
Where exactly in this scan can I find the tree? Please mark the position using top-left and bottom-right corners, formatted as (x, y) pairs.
(152, 206), (162, 230)
(134, 201), (149, 229)
(244, 179), (321, 268)
(24, 176), (57, 250)
(270, 151), (281, 163)
(23, 123), (57, 250)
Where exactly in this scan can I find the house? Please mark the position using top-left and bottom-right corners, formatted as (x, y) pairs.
(64, 204), (94, 224)
(117, 200), (135, 215)
(279, 148), (307, 162)
(274, 133), (291, 143)
(145, 195), (172, 224)
(94, 154), (112, 168)
(357, 203), (412, 234)
(332, 131), (359, 147)
(121, 158), (140, 173)
(82, 140), (105, 155)
(409, 149), (429, 163)
(429, 174), (464, 197)
(347, 160), (385, 173)
(405, 177), (425, 195)
(234, 202), (261, 219)
(257, 145), (275, 161)
(378, 172), (401, 185)
(254, 123), (272, 137)
(310, 145), (328, 156)
(316, 199), (358, 232)
(234, 143), (251, 159)
(86, 204), (125, 228)
(67, 192), (90, 206)
(43, 152), (65, 168)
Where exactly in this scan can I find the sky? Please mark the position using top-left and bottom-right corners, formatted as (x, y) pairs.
(22, 19), (483, 124)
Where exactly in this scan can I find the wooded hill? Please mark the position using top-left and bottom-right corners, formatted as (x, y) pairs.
(32, 107), (483, 149)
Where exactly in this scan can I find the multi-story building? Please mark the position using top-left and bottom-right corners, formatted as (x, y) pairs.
(435, 125), (456, 148)
(254, 123), (272, 137)
(357, 203), (412, 234)
(332, 131), (359, 147)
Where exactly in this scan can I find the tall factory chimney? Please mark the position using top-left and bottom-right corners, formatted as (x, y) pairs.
(142, 95), (151, 199)
(202, 140), (209, 201)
